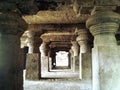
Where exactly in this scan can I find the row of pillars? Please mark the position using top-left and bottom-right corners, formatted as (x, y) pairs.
(0, 6), (120, 90)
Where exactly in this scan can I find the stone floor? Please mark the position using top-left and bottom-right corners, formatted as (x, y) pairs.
(23, 70), (92, 90)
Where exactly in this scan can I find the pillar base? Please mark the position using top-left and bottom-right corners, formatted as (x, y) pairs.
(26, 53), (40, 80)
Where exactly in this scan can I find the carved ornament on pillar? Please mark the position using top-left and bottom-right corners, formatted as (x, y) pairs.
(69, 49), (74, 58)
(25, 31), (35, 53)
(71, 41), (79, 56)
(76, 28), (91, 53)
(86, 6), (120, 46)
(39, 41), (50, 57)
(34, 37), (42, 53)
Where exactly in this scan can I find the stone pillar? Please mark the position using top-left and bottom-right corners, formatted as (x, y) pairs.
(0, 13), (27, 90)
(71, 41), (79, 72)
(34, 37), (42, 53)
(86, 6), (120, 90)
(25, 36), (42, 80)
(68, 52), (71, 68)
(39, 41), (50, 77)
(50, 50), (56, 69)
(26, 31), (35, 53)
(39, 42), (49, 57)
(76, 29), (92, 80)
(76, 29), (91, 53)
(69, 49), (74, 71)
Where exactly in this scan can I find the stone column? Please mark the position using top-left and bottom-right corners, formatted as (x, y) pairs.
(34, 37), (42, 53)
(68, 52), (71, 68)
(0, 13), (27, 90)
(25, 36), (42, 80)
(69, 49), (74, 71)
(76, 29), (92, 80)
(50, 50), (56, 69)
(26, 31), (35, 53)
(39, 41), (50, 77)
(76, 29), (91, 53)
(39, 41), (49, 57)
(86, 6), (120, 90)
(71, 41), (79, 72)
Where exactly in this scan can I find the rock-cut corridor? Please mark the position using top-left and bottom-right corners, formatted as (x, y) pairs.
(23, 71), (91, 90)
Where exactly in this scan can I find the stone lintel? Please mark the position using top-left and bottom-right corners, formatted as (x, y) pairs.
(23, 10), (90, 24)
(49, 41), (71, 49)
(51, 47), (70, 52)
(27, 23), (85, 32)
(94, 0), (120, 6)
(75, 0), (120, 6)
(41, 32), (77, 42)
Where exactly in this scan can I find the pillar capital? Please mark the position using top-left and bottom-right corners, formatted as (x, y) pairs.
(25, 31), (43, 53)
(76, 28), (91, 53)
(69, 49), (74, 57)
(71, 41), (79, 56)
(26, 31), (35, 38)
(86, 8), (120, 36)
(0, 13), (27, 36)
(86, 8), (120, 46)
(25, 31), (35, 53)
(76, 28), (90, 42)
(39, 41), (50, 56)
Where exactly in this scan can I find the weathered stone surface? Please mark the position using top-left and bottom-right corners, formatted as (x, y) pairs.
(73, 56), (79, 72)
(27, 23), (85, 32)
(0, 35), (23, 90)
(0, 13), (27, 36)
(82, 53), (92, 80)
(23, 10), (90, 24)
(92, 46), (120, 90)
(86, 11), (120, 30)
(94, 0), (120, 5)
(41, 32), (77, 42)
(26, 54), (40, 80)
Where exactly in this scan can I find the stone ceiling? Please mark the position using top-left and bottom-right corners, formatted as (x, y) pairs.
(21, 0), (120, 50)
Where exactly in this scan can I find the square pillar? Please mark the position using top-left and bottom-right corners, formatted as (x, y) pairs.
(0, 12), (27, 90)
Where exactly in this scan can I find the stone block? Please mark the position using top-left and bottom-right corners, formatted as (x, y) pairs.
(26, 53), (40, 80)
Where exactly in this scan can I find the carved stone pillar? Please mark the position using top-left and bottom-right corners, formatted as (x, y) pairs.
(0, 12), (27, 90)
(76, 29), (91, 53)
(26, 31), (35, 53)
(76, 29), (92, 80)
(86, 6), (120, 90)
(71, 41), (79, 72)
(69, 49), (74, 71)
(39, 41), (49, 57)
(34, 37), (42, 53)
(25, 34), (42, 80)
(39, 41), (50, 77)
